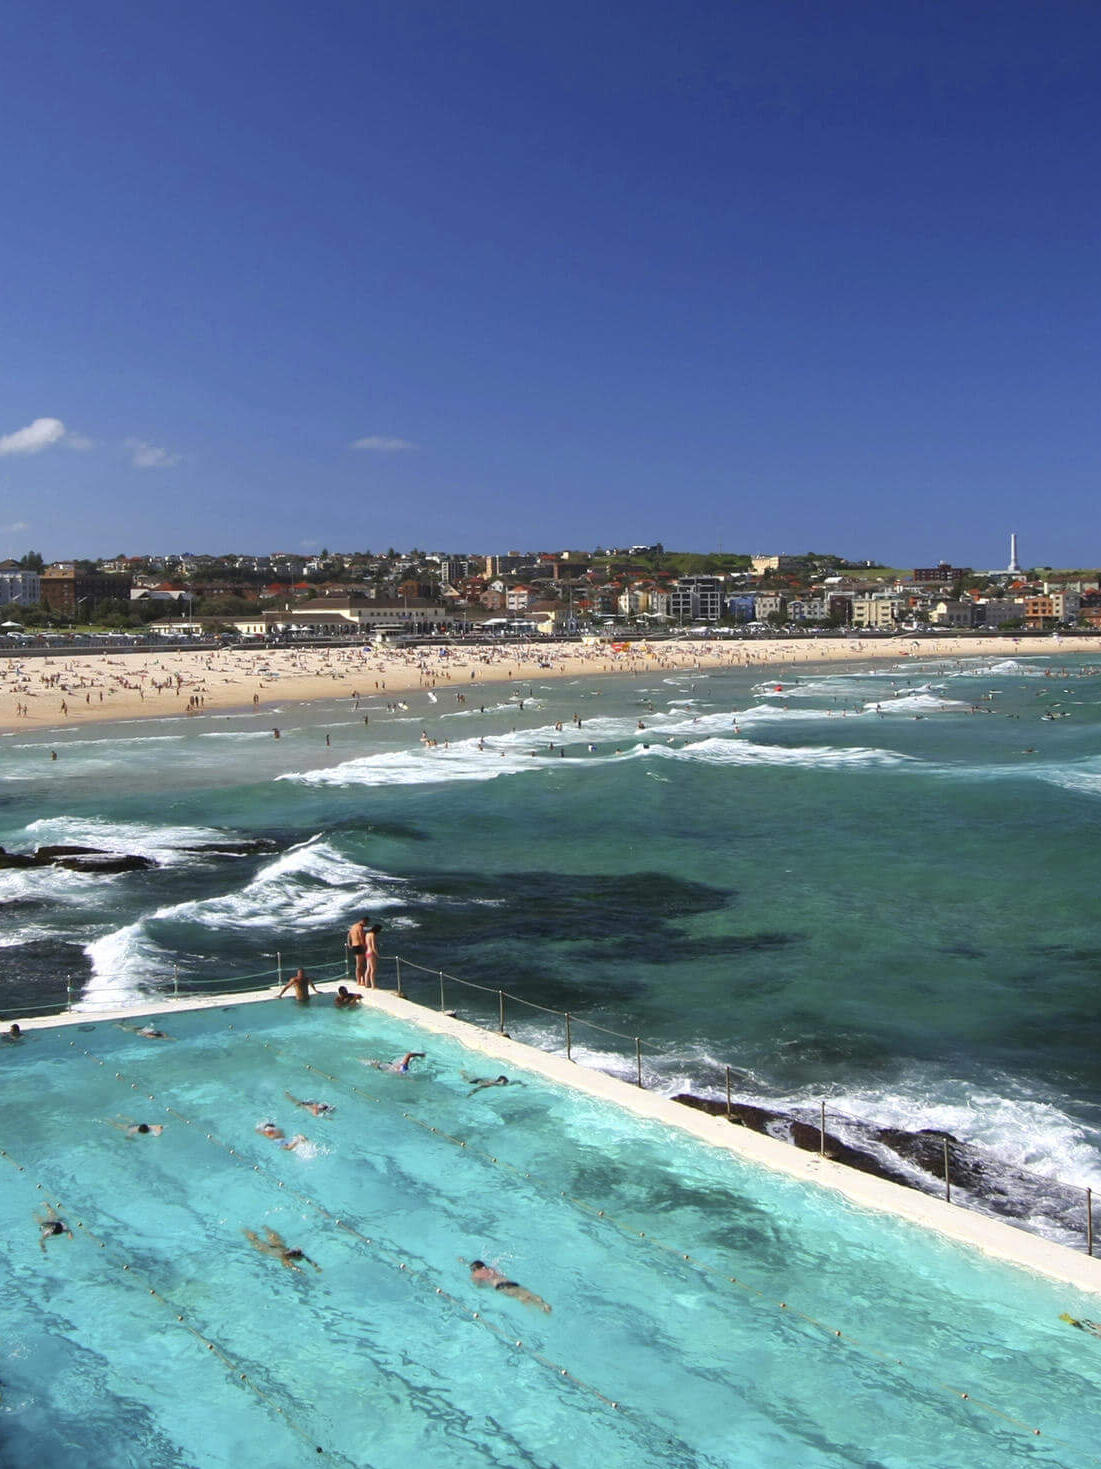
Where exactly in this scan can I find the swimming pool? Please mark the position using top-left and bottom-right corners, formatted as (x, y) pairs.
(2, 998), (1099, 1468)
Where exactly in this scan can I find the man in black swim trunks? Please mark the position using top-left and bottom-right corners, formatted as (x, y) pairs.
(346, 915), (370, 987)
(36, 1204), (72, 1252)
(469, 1259), (551, 1312)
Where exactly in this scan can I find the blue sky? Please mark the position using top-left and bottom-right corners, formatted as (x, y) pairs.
(2, 1), (1098, 566)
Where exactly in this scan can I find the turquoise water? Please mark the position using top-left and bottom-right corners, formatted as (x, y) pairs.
(3, 649), (1101, 1243)
(2, 999), (1100, 1467)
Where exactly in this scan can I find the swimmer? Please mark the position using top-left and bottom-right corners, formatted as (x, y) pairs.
(109, 1119), (165, 1137)
(1061, 1312), (1101, 1337)
(118, 1022), (171, 1039)
(333, 985), (361, 1009)
(363, 1051), (425, 1074)
(244, 1227), (321, 1273)
(468, 1259), (551, 1313)
(2, 1023), (22, 1043)
(464, 1074), (520, 1096)
(36, 1203), (72, 1253)
(285, 1092), (335, 1117)
(256, 1121), (286, 1140)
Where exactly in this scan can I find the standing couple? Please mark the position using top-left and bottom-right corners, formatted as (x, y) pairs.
(346, 916), (382, 988)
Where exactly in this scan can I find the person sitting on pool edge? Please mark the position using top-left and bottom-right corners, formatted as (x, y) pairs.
(278, 968), (320, 1004)
(468, 1259), (551, 1313)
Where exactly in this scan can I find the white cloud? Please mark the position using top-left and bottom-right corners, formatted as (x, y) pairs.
(0, 418), (94, 457)
(1, 520), (29, 534)
(350, 435), (417, 452)
(125, 438), (180, 469)
(0, 417), (67, 456)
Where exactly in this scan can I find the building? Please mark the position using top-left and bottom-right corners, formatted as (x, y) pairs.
(1024, 592), (1080, 628)
(753, 593), (787, 621)
(0, 560), (40, 606)
(975, 599), (1026, 628)
(851, 596), (904, 629)
(39, 565), (133, 615)
(241, 595), (464, 637)
(787, 597), (827, 623)
(670, 576), (724, 622)
(930, 600), (977, 628)
(750, 555), (801, 575)
(913, 563), (971, 585)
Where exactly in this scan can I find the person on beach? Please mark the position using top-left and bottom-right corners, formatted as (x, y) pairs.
(468, 1259), (551, 1312)
(278, 968), (320, 1003)
(346, 915), (370, 985)
(364, 1051), (424, 1074)
(333, 984), (361, 1009)
(363, 923), (382, 988)
(244, 1227), (321, 1273)
(37, 1204), (73, 1253)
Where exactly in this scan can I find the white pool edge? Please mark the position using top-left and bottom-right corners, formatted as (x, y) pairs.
(15, 983), (1101, 1299)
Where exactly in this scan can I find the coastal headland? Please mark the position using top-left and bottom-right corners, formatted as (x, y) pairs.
(2, 633), (1098, 734)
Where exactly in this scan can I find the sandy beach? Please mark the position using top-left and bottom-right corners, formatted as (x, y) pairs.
(2, 634), (1098, 734)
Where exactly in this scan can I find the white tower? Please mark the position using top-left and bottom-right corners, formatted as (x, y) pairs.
(1007, 533), (1021, 574)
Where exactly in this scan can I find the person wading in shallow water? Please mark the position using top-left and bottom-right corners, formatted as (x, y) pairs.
(278, 968), (320, 1003)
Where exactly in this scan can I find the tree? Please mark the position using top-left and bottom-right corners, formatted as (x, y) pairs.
(19, 550), (44, 571)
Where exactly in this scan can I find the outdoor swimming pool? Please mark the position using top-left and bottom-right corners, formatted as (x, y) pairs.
(2, 998), (1099, 1468)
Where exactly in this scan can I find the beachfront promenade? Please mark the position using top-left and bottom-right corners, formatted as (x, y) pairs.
(3, 633), (1097, 733)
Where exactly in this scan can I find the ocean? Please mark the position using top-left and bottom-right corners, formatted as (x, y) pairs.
(4, 649), (1101, 1243)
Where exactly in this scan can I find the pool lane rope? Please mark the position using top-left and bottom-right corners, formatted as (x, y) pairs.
(29, 1048), (684, 1447)
(0, 1145), (350, 1465)
(48, 1038), (1093, 1460)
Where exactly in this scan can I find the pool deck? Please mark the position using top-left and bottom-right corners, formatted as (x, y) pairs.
(15, 982), (1101, 1299)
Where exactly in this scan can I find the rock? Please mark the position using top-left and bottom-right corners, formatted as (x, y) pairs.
(34, 845), (110, 859)
(0, 850), (41, 869)
(52, 854), (156, 874)
(176, 840), (279, 857)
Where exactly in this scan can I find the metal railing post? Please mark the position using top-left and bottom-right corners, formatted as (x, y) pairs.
(1088, 1187), (1094, 1257)
(276, 951), (283, 988)
(943, 1138), (951, 1204)
(173, 964), (179, 1000)
(635, 1037), (643, 1088)
(66, 978), (74, 1012)
(725, 1066), (733, 1121)
(394, 955), (403, 998)
(819, 1101), (826, 1157)
(565, 1012), (572, 1061)
(498, 989), (506, 1033)
(439, 970), (445, 1012)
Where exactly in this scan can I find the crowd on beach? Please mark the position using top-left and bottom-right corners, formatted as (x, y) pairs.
(3, 633), (1095, 734)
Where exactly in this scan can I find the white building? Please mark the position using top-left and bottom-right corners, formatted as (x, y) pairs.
(0, 561), (41, 606)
